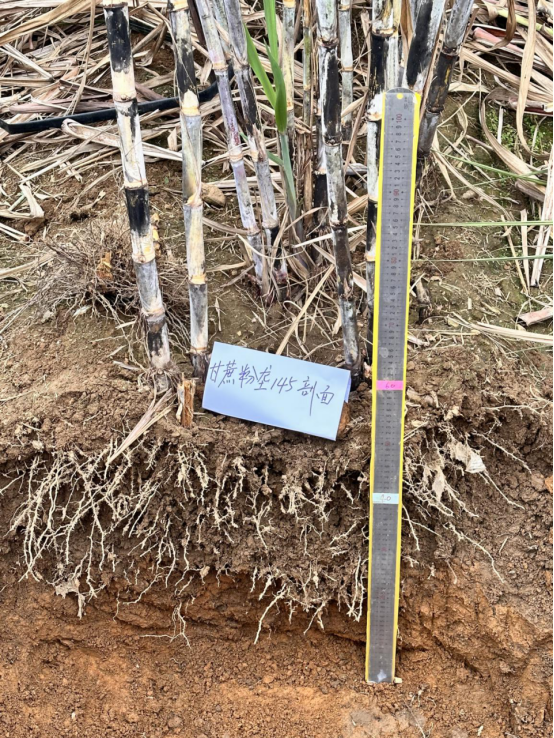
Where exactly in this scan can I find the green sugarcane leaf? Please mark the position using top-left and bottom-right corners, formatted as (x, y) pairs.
(279, 132), (297, 211)
(245, 26), (276, 109)
(264, 0), (278, 59)
(267, 151), (285, 167)
(282, 156), (297, 212)
(267, 46), (287, 134)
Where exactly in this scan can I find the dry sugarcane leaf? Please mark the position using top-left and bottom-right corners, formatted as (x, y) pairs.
(515, 0), (547, 158)
(107, 392), (173, 466)
(276, 265), (334, 356)
(479, 93), (546, 202)
(69, 0), (97, 114)
(531, 149), (553, 286)
(449, 80), (490, 94)
(460, 49), (551, 104)
(434, 152), (456, 199)
(434, 150), (507, 214)
(0, 222), (28, 242)
(400, 0), (414, 52)
(489, 0), (518, 50)
(0, 252), (54, 280)
(520, 208), (531, 289)
(528, 28), (554, 73)
(20, 184), (44, 219)
(501, 216), (528, 294)
(61, 119), (180, 158)
(0, 0), (92, 46)
(447, 314), (553, 344)
(2, 43), (54, 80)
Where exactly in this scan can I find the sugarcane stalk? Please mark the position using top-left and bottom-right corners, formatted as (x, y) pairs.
(404, 0), (446, 94)
(300, 0), (314, 238)
(313, 100), (328, 242)
(338, 0), (353, 142)
(283, 0), (296, 146)
(315, 0), (362, 386)
(416, 0), (474, 180)
(196, 0), (269, 297)
(103, 0), (171, 387)
(222, 0), (287, 293)
(168, 0), (209, 380)
(312, 6), (327, 245)
(282, 0), (304, 249)
(302, 0), (312, 126)
(212, 0), (230, 54)
(365, 0), (401, 347)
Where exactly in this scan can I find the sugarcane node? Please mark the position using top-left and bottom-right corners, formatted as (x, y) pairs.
(132, 247), (156, 265)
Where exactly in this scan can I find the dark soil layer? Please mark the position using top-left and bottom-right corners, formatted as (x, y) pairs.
(0, 314), (552, 737)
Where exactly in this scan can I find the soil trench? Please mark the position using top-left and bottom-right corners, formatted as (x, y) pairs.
(0, 317), (552, 737)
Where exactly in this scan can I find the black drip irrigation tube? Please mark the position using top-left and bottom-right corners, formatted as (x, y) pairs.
(0, 18), (231, 135)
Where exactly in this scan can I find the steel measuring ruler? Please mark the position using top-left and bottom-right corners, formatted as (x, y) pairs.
(366, 88), (419, 684)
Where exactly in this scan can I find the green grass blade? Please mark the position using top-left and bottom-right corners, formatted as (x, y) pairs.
(444, 152), (545, 184)
(267, 46), (287, 133)
(264, 0), (278, 58)
(245, 27), (276, 108)
(279, 132), (297, 210)
(267, 151), (284, 167)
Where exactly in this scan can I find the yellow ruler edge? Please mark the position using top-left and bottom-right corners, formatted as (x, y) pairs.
(365, 90), (421, 683)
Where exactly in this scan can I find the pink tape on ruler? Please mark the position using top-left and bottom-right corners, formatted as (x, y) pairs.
(376, 380), (404, 391)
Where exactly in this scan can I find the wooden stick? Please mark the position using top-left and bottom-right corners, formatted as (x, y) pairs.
(531, 149), (553, 287)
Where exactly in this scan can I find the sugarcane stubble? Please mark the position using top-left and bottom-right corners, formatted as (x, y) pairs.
(99, 0), (481, 396)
